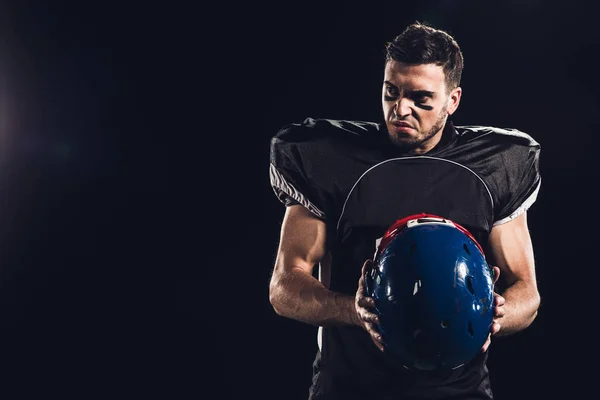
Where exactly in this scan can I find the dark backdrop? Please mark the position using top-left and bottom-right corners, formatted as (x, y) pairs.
(1, 1), (597, 399)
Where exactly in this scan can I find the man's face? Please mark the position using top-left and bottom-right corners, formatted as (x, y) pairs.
(382, 60), (461, 154)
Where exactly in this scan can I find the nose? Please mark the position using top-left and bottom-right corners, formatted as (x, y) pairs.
(394, 98), (412, 118)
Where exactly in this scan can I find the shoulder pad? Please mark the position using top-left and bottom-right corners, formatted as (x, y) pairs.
(456, 125), (540, 148)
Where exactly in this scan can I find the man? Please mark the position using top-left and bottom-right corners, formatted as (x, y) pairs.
(268, 21), (541, 399)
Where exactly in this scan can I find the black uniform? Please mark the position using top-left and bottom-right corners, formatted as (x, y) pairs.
(269, 117), (541, 400)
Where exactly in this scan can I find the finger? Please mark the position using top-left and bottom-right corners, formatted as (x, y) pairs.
(364, 323), (385, 351)
(357, 259), (373, 297)
(372, 338), (385, 352)
(365, 322), (383, 342)
(492, 266), (500, 284)
(373, 340), (385, 352)
(494, 294), (506, 307)
(490, 321), (501, 335)
(493, 295), (506, 319)
(361, 259), (372, 276)
(481, 334), (491, 353)
(494, 306), (505, 319)
(357, 296), (376, 309)
(359, 308), (380, 324)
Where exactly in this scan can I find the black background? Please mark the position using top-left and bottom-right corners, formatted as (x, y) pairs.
(1, 0), (598, 398)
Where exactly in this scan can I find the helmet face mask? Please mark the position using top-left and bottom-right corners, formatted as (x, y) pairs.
(365, 213), (495, 372)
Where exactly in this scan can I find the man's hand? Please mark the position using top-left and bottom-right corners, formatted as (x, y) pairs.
(356, 259), (385, 352)
(481, 266), (505, 352)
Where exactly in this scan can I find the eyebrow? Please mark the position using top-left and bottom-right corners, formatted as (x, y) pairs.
(409, 90), (435, 98)
(384, 81), (435, 98)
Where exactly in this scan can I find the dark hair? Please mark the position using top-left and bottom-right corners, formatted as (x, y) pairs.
(385, 22), (464, 90)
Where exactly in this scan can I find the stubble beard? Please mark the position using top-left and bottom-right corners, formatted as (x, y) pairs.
(388, 108), (448, 154)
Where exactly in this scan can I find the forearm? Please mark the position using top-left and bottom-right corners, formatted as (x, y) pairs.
(269, 268), (359, 327)
(497, 279), (540, 336)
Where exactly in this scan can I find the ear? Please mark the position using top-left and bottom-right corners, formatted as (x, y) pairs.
(446, 86), (462, 116)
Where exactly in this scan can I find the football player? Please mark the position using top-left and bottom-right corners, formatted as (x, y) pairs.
(269, 21), (541, 400)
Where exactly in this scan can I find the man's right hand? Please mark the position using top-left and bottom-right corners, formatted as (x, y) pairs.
(355, 259), (385, 352)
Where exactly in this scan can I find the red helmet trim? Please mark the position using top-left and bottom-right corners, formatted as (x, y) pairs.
(374, 213), (485, 263)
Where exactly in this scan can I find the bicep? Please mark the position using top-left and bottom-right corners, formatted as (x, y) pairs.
(487, 211), (537, 288)
(274, 204), (328, 276)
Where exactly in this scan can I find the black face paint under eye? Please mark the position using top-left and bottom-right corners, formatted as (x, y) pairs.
(385, 95), (434, 111)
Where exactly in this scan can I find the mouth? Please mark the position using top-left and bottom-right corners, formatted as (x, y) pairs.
(390, 121), (415, 133)
(391, 120), (413, 129)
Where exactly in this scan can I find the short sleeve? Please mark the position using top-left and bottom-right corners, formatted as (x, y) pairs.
(269, 121), (327, 219)
(493, 133), (541, 226)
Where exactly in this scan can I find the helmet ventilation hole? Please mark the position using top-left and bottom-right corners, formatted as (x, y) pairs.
(441, 320), (449, 328)
(463, 243), (471, 256)
(466, 276), (474, 294)
(467, 321), (474, 337)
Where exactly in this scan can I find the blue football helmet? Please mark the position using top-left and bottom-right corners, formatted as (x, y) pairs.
(365, 213), (495, 371)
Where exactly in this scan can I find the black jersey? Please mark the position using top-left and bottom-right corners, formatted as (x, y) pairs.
(269, 117), (541, 400)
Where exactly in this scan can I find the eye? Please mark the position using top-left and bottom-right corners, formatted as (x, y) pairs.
(385, 86), (398, 97)
(413, 95), (429, 104)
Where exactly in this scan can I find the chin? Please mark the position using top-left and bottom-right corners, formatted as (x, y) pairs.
(388, 134), (420, 151)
